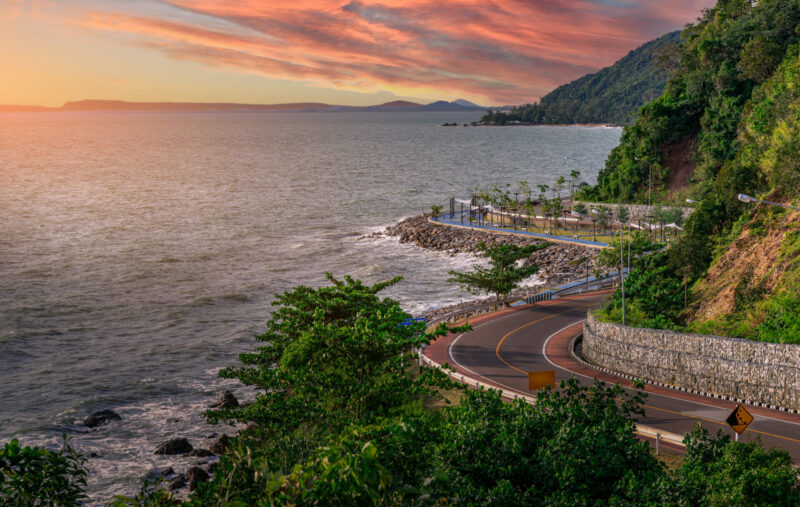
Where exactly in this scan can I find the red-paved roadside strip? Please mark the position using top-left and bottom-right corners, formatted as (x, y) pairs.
(545, 322), (800, 425)
(423, 291), (613, 399)
(425, 292), (800, 426)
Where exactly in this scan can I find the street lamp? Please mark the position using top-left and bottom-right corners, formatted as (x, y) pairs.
(737, 193), (800, 211)
(571, 210), (581, 234)
(592, 209), (626, 325)
(635, 157), (653, 207)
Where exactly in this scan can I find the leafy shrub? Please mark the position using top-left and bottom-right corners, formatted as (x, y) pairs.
(754, 293), (800, 343)
(0, 437), (87, 506)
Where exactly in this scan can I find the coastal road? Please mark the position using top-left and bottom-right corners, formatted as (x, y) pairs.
(428, 292), (800, 461)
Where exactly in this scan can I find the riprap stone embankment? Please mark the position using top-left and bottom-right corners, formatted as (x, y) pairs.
(364, 214), (600, 288)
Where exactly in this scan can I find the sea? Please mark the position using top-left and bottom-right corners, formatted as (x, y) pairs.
(0, 110), (621, 502)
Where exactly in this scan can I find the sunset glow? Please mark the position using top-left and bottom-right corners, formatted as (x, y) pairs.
(1, 0), (715, 106)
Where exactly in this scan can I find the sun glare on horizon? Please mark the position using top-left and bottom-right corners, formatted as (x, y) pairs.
(1, 0), (714, 107)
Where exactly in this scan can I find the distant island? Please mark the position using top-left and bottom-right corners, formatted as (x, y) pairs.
(0, 98), (495, 114)
(480, 31), (680, 126)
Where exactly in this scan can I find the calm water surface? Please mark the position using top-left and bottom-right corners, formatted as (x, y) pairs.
(0, 111), (620, 502)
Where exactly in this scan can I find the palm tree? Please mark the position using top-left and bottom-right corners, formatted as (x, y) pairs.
(555, 176), (566, 200)
(569, 170), (581, 209)
(430, 204), (442, 220)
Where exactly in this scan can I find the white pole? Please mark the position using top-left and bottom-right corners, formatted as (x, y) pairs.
(620, 222), (625, 325)
(656, 433), (660, 456)
(628, 222), (631, 273)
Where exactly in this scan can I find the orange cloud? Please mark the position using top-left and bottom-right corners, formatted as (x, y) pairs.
(80, 0), (714, 104)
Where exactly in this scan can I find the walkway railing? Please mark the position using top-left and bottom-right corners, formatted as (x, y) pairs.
(431, 212), (610, 248)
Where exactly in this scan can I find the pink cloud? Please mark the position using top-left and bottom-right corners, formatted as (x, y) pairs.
(82, 0), (715, 104)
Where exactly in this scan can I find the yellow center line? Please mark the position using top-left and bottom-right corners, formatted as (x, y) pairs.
(642, 403), (800, 444)
(493, 301), (800, 446)
(495, 302), (595, 374)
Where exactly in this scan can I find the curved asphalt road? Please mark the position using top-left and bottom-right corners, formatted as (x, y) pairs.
(447, 292), (800, 462)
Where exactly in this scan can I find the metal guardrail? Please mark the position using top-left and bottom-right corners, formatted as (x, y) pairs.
(424, 273), (622, 329)
(419, 334), (685, 452)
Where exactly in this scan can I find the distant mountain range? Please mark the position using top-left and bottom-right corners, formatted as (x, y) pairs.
(0, 99), (489, 113)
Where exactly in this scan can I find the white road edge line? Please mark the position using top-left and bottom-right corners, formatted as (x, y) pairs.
(446, 315), (683, 446)
(540, 321), (800, 428)
(448, 323), (532, 399)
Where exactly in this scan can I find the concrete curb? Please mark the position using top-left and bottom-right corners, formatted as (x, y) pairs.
(569, 333), (800, 416)
(420, 309), (685, 449)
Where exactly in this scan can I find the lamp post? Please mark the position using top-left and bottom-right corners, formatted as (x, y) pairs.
(592, 209), (625, 324)
(571, 210), (581, 235)
(635, 157), (652, 207)
(737, 193), (800, 211)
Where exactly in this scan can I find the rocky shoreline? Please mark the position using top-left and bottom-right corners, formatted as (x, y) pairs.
(361, 214), (603, 322)
(364, 214), (600, 285)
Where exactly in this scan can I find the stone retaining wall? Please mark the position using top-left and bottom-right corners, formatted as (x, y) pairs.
(582, 313), (800, 410)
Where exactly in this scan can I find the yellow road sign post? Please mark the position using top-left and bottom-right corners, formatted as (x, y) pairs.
(528, 370), (556, 391)
(726, 404), (754, 441)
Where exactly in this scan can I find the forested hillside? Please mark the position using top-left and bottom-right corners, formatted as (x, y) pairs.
(591, 0), (800, 339)
(480, 31), (679, 126)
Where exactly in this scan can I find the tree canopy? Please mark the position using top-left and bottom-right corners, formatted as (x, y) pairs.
(481, 31), (679, 126)
(447, 242), (549, 303)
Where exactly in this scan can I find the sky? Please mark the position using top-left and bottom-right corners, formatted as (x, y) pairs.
(0, 0), (716, 107)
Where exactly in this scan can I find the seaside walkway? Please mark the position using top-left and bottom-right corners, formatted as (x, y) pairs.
(431, 212), (609, 248)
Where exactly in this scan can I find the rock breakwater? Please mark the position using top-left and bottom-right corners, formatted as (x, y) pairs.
(364, 214), (601, 288)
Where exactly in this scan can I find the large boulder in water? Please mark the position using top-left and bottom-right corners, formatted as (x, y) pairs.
(209, 390), (238, 409)
(187, 466), (209, 491)
(209, 434), (229, 455)
(84, 409), (121, 428)
(169, 474), (186, 490)
(154, 438), (193, 455)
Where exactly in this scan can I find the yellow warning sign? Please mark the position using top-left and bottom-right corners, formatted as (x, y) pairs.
(528, 370), (556, 391)
(726, 404), (754, 435)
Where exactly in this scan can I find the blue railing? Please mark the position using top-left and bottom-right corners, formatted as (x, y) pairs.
(431, 212), (609, 248)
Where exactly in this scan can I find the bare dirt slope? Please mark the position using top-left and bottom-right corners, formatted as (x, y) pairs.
(662, 136), (696, 192)
(689, 207), (800, 322)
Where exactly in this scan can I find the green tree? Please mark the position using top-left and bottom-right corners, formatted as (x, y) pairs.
(0, 437), (87, 506)
(448, 243), (548, 304)
(554, 176), (566, 200)
(675, 425), (800, 505)
(209, 275), (465, 463)
(616, 205), (630, 223)
(569, 170), (581, 208)
(738, 36), (783, 83)
(430, 204), (442, 219)
(433, 379), (660, 505)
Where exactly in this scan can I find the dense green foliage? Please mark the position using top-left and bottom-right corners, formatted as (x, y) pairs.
(0, 437), (87, 506)
(584, 0), (800, 204)
(185, 274), (798, 505)
(481, 32), (678, 126)
(205, 274), (463, 466)
(585, 0), (800, 338)
(4, 273), (800, 504)
(447, 243), (548, 302)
